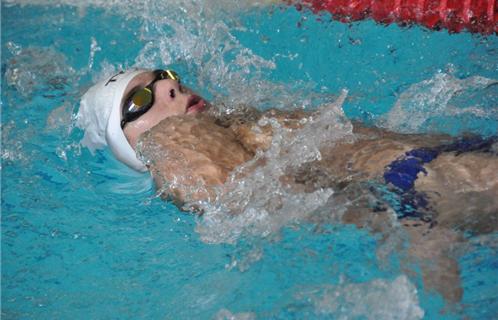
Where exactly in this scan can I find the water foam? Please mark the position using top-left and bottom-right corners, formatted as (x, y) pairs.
(3, 0), (279, 11)
(127, 0), (283, 109)
(213, 309), (256, 320)
(2, 41), (80, 168)
(6, 0), (330, 114)
(194, 91), (354, 244)
(296, 275), (424, 320)
(382, 71), (498, 134)
(4, 42), (77, 98)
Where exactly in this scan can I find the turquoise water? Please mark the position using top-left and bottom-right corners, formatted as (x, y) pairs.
(2, 1), (497, 319)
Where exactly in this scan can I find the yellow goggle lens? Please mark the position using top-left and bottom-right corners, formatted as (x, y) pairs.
(132, 88), (152, 108)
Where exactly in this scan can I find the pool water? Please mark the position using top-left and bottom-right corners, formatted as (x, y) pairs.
(2, 1), (497, 319)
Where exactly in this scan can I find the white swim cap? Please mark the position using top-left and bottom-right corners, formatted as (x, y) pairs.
(77, 69), (148, 172)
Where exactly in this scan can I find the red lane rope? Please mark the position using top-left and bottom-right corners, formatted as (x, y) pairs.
(296, 0), (497, 35)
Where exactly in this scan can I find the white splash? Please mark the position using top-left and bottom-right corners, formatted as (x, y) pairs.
(213, 309), (256, 320)
(5, 0), (322, 113)
(128, 0), (281, 108)
(382, 72), (498, 133)
(195, 91), (354, 244)
(3, 0), (279, 11)
(297, 275), (424, 320)
(4, 42), (77, 98)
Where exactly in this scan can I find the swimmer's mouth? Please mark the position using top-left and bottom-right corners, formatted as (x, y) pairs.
(186, 95), (206, 114)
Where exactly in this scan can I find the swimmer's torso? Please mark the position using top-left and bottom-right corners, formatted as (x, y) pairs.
(138, 108), (498, 234)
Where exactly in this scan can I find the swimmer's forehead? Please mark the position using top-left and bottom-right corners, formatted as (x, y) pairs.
(122, 71), (156, 102)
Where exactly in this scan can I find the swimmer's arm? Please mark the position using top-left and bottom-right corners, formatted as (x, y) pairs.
(337, 187), (464, 304)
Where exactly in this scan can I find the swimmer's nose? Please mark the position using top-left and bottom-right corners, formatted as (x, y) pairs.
(154, 79), (185, 101)
(155, 79), (206, 112)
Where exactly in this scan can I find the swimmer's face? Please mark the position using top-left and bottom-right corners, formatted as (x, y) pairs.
(122, 71), (209, 147)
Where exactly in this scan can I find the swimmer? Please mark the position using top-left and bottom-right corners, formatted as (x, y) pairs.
(78, 69), (498, 304)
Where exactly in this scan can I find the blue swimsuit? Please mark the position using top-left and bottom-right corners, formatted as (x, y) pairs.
(382, 136), (497, 222)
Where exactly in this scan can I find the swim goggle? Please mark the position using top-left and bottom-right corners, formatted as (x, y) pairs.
(121, 69), (181, 129)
